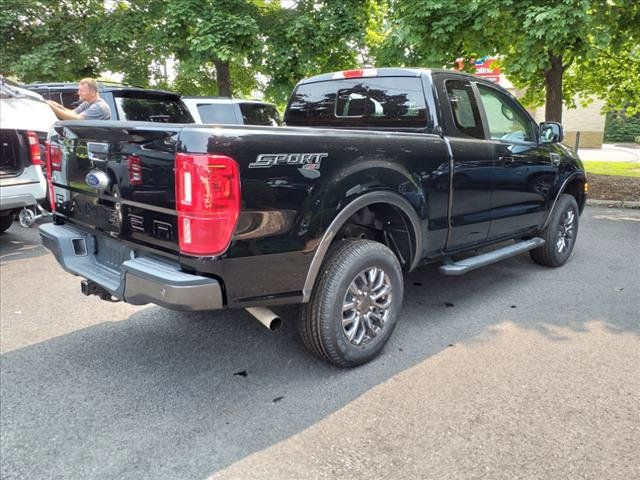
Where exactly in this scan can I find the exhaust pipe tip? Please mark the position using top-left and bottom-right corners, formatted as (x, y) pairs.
(246, 307), (282, 331)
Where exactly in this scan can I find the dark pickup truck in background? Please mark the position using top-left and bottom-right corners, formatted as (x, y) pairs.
(26, 81), (194, 123)
(40, 68), (587, 367)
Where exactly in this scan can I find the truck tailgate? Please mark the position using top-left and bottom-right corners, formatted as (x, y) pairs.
(49, 121), (182, 254)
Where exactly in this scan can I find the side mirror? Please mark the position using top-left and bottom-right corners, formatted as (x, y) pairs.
(540, 121), (563, 143)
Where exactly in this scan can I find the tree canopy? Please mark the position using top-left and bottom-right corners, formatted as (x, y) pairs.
(378, 0), (640, 121)
(1, 0), (638, 118)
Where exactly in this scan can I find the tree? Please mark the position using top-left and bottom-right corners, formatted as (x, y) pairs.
(262, 0), (386, 103)
(1, 0), (105, 82)
(162, 0), (264, 97)
(378, 0), (640, 122)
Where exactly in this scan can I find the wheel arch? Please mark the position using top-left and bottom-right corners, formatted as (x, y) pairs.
(302, 190), (422, 303)
(542, 172), (587, 230)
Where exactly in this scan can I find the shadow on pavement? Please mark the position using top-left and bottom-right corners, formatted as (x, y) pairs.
(1, 207), (638, 479)
(0, 218), (50, 265)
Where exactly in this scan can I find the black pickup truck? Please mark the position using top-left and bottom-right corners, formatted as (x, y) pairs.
(40, 68), (587, 367)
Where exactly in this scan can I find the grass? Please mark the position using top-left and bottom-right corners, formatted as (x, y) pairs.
(581, 161), (640, 178)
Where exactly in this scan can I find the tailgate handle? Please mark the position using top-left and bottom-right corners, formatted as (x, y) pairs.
(87, 142), (108, 162)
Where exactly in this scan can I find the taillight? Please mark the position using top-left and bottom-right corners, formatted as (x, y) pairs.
(343, 69), (364, 78)
(333, 68), (378, 79)
(175, 153), (240, 256)
(44, 141), (61, 212)
(26, 131), (41, 166)
(46, 142), (62, 171)
(128, 155), (143, 185)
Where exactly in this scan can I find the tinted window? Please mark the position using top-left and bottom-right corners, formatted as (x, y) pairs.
(114, 94), (194, 123)
(239, 103), (281, 126)
(60, 91), (81, 109)
(286, 77), (428, 128)
(445, 80), (484, 139)
(32, 90), (61, 104)
(477, 84), (534, 142)
(197, 103), (238, 124)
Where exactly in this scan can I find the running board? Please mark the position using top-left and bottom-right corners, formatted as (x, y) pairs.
(439, 238), (545, 276)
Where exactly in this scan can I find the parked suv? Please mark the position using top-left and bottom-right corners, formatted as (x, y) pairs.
(26, 82), (194, 123)
(0, 80), (55, 232)
(182, 97), (281, 125)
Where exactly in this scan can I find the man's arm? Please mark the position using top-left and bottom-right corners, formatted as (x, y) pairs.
(47, 100), (84, 120)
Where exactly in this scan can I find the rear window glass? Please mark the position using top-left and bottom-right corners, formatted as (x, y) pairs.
(285, 77), (428, 128)
(197, 103), (238, 124)
(114, 95), (194, 123)
(239, 103), (281, 126)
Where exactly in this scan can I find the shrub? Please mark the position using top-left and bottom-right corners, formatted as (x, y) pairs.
(604, 112), (640, 143)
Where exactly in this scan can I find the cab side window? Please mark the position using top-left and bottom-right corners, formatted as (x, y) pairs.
(477, 84), (534, 143)
(445, 80), (484, 139)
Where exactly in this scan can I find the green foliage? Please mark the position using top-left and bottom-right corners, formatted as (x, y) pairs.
(378, 0), (640, 120)
(604, 112), (640, 143)
(261, 0), (384, 103)
(2, 0), (637, 113)
(1, 0), (104, 82)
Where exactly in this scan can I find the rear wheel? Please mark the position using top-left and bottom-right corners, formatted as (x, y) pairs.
(299, 240), (404, 367)
(530, 194), (579, 267)
(0, 213), (15, 233)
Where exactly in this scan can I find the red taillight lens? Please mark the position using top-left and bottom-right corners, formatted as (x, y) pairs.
(44, 141), (58, 212)
(343, 69), (364, 78)
(175, 153), (240, 256)
(26, 131), (41, 166)
(46, 142), (62, 171)
(128, 155), (143, 185)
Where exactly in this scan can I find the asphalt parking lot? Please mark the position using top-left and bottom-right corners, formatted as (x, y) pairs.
(1, 206), (639, 480)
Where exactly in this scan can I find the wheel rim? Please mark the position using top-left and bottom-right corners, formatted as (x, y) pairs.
(556, 209), (576, 254)
(342, 266), (392, 346)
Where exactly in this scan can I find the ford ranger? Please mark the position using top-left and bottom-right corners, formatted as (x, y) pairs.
(40, 68), (587, 367)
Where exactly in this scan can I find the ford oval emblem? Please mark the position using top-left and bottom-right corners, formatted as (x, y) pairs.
(85, 169), (110, 190)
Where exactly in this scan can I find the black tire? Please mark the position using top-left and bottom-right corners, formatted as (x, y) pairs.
(299, 239), (404, 368)
(530, 194), (579, 267)
(0, 213), (15, 233)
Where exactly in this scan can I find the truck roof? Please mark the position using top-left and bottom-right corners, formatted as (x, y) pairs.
(25, 81), (180, 97)
(297, 67), (477, 85)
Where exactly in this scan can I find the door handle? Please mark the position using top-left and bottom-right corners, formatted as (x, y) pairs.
(499, 155), (515, 166)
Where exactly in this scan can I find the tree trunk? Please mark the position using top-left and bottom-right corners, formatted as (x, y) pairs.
(544, 54), (564, 123)
(214, 60), (232, 97)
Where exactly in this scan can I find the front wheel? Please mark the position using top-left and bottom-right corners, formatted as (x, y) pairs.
(299, 240), (404, 368)
(530, 194), (579, 267)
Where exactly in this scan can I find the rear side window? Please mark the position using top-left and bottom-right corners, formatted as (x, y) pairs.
(197, 103), (238, 124)
(445, 80), (484, 139)
(114, 94), (194, 123)
(285, 77), (429, 128)
(60, 91), (81, 109)
(239, 103), (281, 126)
(28, 89), (79, 109)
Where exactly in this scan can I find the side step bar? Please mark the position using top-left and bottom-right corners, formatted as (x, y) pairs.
(439, 237), (545, 276)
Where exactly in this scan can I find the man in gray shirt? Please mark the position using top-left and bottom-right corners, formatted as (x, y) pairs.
(47, 77), (112, 120)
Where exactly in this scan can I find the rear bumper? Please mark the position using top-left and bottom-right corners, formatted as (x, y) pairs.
(39, 223), (224, 311)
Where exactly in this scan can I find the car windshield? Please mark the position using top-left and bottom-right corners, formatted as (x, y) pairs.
(114, 93), (194, 123)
